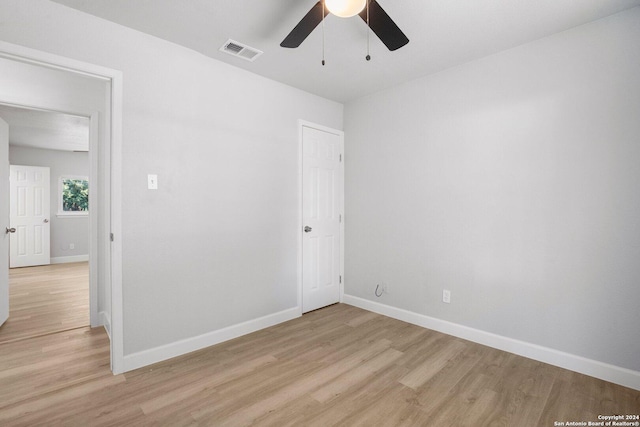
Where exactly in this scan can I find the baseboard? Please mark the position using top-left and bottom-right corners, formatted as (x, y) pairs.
(122, 307), (300, 373)
(343, 294), (640, 391)
(50, 255), (89, 264)
(100, 311), (111, 339)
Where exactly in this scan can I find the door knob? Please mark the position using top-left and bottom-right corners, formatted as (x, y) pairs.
(43, 219), (49, 223)
(6, 227), (16, 234)
(304, 226), (312, 233)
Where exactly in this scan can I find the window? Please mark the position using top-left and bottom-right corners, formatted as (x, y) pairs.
(58, 176), (89, 216)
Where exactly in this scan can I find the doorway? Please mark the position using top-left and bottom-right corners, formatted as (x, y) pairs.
(0, 105), (92, 343)
(0, 41), (123, 373)
(299, 121), (345, 313)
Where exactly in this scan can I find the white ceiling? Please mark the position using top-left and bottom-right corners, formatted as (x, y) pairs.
(52, 0), (640, 103)
(0, 105), (89, 152)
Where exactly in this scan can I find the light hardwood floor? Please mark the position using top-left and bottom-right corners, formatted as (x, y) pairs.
(0, 262), (89, 344)
(0, 303), (638, 426)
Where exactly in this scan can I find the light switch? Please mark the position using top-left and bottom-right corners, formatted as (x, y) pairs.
(148, 174), (158, 190)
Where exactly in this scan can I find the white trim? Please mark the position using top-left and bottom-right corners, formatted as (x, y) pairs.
(100, 310), (112, 339)
(0, 42), (112, 81)
(297, 120), (345, 315)
(88, 113), (99, 328)
(343, 294), (640, 391)
(109, 66), (124, 375)
(0, 101), (90, 119)
(50, 255), (89, 264)
(297, 122), (303, 315)
(123, 307), (300, 372)
(56, 212), (89, 218)
(0, 41), (124, 375)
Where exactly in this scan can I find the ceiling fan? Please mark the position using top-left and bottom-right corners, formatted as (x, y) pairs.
(280, 0), (409, 53)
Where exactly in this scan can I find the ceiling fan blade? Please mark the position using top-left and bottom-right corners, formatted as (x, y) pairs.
(281, 1), (329, 48)
(359, 0), (409, 51)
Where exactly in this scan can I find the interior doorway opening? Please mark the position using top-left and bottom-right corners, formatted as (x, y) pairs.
(0, 41), (124, 373)
(0, 104), (92, 344)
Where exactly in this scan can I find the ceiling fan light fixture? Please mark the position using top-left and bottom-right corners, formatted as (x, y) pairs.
(325, 0), (366, 18)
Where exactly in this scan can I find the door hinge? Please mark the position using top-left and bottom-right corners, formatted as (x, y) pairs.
(339, 153), (342, 162)
(339, 214), (342, 223)
(339, 275), (342, 284)
(110, 233), (114, 242)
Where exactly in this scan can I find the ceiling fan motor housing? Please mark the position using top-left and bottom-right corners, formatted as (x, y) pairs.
(325, 0), (367, 18)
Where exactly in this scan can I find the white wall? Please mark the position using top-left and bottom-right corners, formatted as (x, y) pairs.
(344, 7), (640, 373)
(0, 0), (343, 358)
(8, 146), (89, 260)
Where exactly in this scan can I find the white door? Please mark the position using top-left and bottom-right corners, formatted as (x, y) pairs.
(302, 125), (343, 313)
(0, 118), (9, 327)
(9, 165), (51, 268)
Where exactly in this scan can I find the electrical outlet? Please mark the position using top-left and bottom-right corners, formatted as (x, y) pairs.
(442, 289), (451, 304)
(69, 243), (75, 250)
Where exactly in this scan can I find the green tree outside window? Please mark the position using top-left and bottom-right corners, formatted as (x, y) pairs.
(62, 178), (89, 212)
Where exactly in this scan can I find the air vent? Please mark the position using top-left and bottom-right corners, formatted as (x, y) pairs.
(220, 39), (263, 62)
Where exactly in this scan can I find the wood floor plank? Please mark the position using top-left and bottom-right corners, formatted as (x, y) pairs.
(310, 347), (404, 403)
(0, 373), (126, 423)
(399, 339), (468, 389)
(0, 262), (89, 344)
(1, 303), (638, 426)
(140, 354), (278, 415)
(195, 338), (394, 425)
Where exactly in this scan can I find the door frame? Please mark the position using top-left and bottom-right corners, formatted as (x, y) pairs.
(0, 117), (8, 328)
(297, 120), (345, 315)
(0, 41), (124, 374)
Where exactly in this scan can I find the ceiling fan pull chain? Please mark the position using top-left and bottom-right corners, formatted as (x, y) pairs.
(366, 0), (371, 61)
(322, 0), (326, 66)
